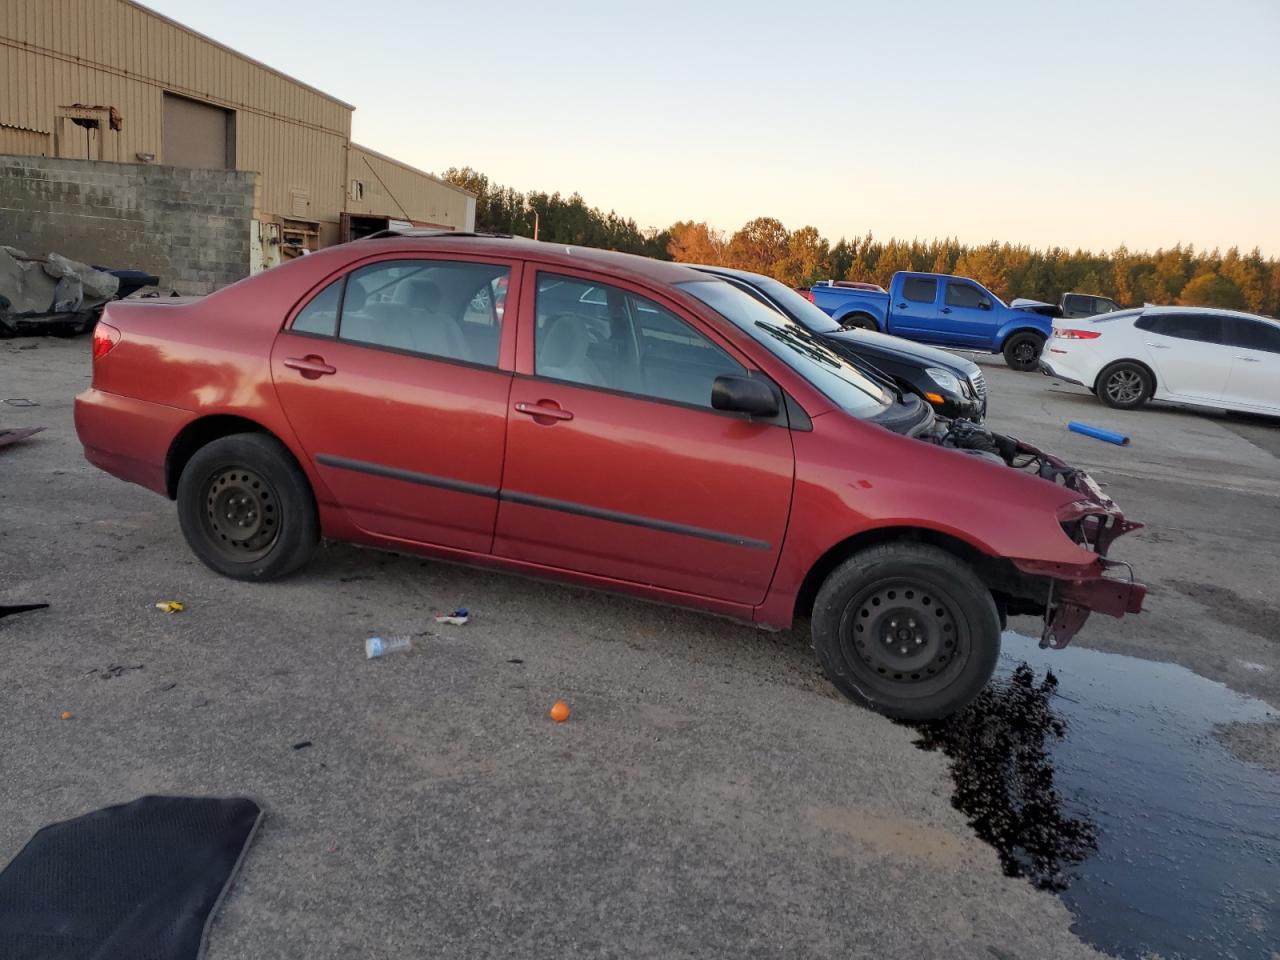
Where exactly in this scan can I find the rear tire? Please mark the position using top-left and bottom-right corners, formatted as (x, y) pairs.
(841, 313), (878, 332)
(1002, 332), (1044, 371)
(1095, 361), (1153, 409)
(176, 433), (319, 581)
(811, 543), (1001, 721)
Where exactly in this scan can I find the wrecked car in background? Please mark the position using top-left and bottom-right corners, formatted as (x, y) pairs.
(0, 246), (156, 337)
(74, 232), (1146, 721)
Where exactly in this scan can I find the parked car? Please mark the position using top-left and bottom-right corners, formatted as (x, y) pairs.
(694, 265), (986, 421)
(1042, 306), (1280, 416)
(76, 233), (1145, 720)
(1012, 293), (1123, 320)
(810, 272), (1053, 371)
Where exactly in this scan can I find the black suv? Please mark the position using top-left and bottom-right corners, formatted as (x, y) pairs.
(692, 266), (987, 421)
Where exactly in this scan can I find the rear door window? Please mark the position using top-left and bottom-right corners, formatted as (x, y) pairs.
(337, 259), (509, 366)
(902, 277), (937, 304)
(1137, 313), (1225, 345)
(291, 278), (343, 336)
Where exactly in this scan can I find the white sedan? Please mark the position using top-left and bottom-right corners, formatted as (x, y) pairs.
(1040, 306), (1280, 417)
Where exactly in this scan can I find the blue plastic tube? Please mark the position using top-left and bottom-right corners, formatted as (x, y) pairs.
(1068, 421), (1130, 446)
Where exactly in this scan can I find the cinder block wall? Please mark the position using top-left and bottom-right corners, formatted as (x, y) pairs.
(0, 155), (256, 295)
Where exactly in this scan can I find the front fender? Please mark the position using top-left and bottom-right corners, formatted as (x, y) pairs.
(995, 313), (1052, 347)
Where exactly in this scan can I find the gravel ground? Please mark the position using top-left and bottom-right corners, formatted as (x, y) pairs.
(2, 335), (1277, 958)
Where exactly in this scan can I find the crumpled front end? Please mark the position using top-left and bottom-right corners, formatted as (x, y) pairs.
(923, 420), (1147, 648)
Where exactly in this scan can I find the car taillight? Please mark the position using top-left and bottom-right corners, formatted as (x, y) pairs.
(93, 321), (121, 360)
(1054, 328), (1101, 340)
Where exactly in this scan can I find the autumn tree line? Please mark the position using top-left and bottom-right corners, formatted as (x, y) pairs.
(442, 167), (1279, 316)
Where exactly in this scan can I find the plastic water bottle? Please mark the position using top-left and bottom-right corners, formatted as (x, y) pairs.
(365, 635), (412, 659)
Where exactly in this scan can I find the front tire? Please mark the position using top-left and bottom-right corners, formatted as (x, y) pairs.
(1002, 332), (1044, 371)
(176, 433), (319, 581)
(1095, 361), (1153, 409)
(811, 543), (1001, 720)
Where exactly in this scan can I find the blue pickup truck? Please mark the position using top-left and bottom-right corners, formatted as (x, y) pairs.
(809, 272), (1053, 371)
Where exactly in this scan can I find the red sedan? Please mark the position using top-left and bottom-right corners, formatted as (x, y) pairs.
(76, 233), (1145, 719)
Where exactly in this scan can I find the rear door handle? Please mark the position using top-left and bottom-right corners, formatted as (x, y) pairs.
(283, 355), (337, 378)
(1237, 356), (1261, 362)
(514, 401), (574, 422)
(941, 307), (952, 314)
(1144, 343), (1170, 350)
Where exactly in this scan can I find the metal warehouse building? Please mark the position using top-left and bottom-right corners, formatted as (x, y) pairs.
(1, 0), (474, 281)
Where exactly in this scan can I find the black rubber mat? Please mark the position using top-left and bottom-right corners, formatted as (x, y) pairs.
(0, 795), (262, 960)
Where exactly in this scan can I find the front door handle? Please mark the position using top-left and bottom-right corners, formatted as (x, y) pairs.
(514, 400), (574, 423)
(284, 355), (337, 378)
(1237, 356), (1261, 363)
(896, 302), (908, 309)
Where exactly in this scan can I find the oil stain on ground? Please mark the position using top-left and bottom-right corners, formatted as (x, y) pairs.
(914, 632), (1280, 960)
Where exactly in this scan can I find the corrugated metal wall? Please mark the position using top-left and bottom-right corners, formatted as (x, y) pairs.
(348, 144), (475, 231)
(0, 0), (352, 232)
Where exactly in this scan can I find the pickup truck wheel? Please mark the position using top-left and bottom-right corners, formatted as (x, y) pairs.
(1096, 361), (1152, 409)
(811, 543), (1001, 721)
(176, 433), (319, 581)
(841, 314), (878, 332)
(1002, 332), (1044, 372)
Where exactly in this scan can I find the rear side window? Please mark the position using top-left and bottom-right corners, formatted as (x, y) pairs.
(337, 259), (509, 366)
(1135, 313), (1225, 345)
(902, 277), (937, 304)
(1227, 318), (1280, 354)
(534, 273), (746, 408)
(291, 278), (343, 336)
(945, 282), (985, 308)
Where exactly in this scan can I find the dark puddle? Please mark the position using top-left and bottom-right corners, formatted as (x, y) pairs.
(914, 632), (1280, 960)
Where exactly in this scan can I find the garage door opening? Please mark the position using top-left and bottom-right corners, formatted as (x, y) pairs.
(163, 93), (235, 169)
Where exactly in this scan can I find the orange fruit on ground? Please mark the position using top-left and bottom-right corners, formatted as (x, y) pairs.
(549, 701), (570, 723)
(61, 711), (72, 720)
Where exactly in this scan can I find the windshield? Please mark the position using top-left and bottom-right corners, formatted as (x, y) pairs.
(679, 280), (894, 418)
(746, 274), (842, 334)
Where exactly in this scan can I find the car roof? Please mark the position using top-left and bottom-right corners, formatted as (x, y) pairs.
(351, 231), (709, 287)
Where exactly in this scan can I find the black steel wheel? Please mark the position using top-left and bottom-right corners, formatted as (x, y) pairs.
(1002, 332), (1044, 372)
(1096, 361), (1152, 409)
(198, 465), (281, 563)
(177, 433), (318, 581)
(811, 543), (1001, 720)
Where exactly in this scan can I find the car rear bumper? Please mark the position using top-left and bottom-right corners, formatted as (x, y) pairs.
(1039, 357), (1083, 386)
(75, 388), (191, 496)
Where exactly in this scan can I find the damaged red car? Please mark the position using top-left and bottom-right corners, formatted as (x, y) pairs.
(75, 233), (1145, 719)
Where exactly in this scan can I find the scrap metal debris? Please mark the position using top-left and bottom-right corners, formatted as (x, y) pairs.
(0, 246), (156, 337)
(434, 607), (470, 625)
(154, 600), (185, 614)
(0, 603), (49, 620)
(0, 427), (45, 449)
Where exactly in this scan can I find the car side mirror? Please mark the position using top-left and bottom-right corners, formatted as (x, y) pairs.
(711, 376), (779, 417)
(978, 297), (992, 310)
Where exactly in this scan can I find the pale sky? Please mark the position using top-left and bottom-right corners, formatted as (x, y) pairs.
(147, 0), (1280, 255)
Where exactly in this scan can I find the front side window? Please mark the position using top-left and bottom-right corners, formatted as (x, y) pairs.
(902, 277), (937, 304)
(678, 279), (894, 419)
(534, 274), (746, 408)
(1139, 313), (1225, 345)
(1228, 318), (1280, 354)
(945, 282), (985, 308)
(338, 259), (509, 366)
